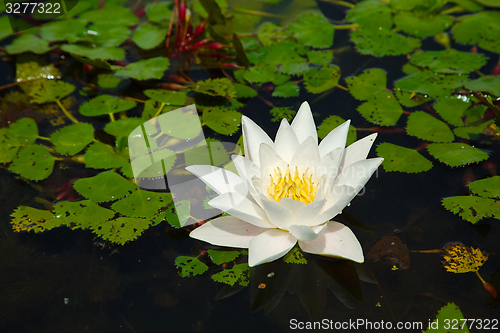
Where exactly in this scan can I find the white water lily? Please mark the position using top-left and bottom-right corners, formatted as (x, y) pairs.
(187, 102), (383, 267)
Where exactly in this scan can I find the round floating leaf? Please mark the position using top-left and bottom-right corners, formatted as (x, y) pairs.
(112, 57), (170, 80)
(208, 249), (241, 265)
(84, 141), (129, 169)
(317, 115), (357, 146)
(395, 71), (469, 99)
(97, 74), (126, 89)
(111, 190), (173, 218)
(143, 90), (188, 105)
(454, 120), (495, 140)
(53, 200), (116, 229)
(469, 176), (500, 199)
(346, 0), (392, 29)
(345, 68), (387, 101)
(133, 23), (168, 50)
(258, 22), (289, 46)
(73, 170), (136, 203)
(433, 97), (470, 127)
(130, 148), (177, 178)
(425, 303), (474, 333)
(202, 107), (242, 135)
(61, 44), (126, 61)
(6, 35), (51, 54)
(393, 12), (454, 38)
(51, 123), (94, 156)
(0, 128), (20, 163)
(284, 248), (308, 264)
(79, 5), (139, 26)
(394, 88), (432, 107)
(450, 0), (485, 11)
(191, 78), (236, 99)
(243, 64), (275, 83)
(350, 27), (421, 57)
(410, 49), (487, 74)
(165, 200), (191, 228)
(157, 110), (201, 140)
(270, 107), (296, 122)
(234, 83), (257, 99)
(304, 66), (341, 94)
(9, 117), (38, 145)
(307, 50), (333, 67)
(175, 256), (209, 277)
(442, 196), (500, 223)
(146, 1), (173, 23)
(87, 23), (131, 47)
(376, 142), (433, 173)
(10, 206), (57, 233)
(79, 95), (137, 116)
(211, 264), (248, 286)
(357, 91), (403, 126)
(29, 80), (75, 104)
(427, 143), (489, 167)
(464, 105), (487, 126)
(288, 12), (334, 48)
(8, 145), (55, 181)
(272, 81), (299, 98)
(39, 19), (89, 42)
(464, 76), (500, 97)
(406, 111), (454, 143)
(452, 11), (500, 54)
(104, 118), (144, 138)
(92, 216), (150, 245)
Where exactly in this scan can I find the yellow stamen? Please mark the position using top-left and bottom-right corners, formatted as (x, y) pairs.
(268, 165), (318, 204)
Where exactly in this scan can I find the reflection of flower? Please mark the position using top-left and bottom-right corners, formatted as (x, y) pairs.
(187, 102), (383, 267)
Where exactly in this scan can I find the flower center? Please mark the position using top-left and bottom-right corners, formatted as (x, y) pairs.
(268, 165), (318, 204)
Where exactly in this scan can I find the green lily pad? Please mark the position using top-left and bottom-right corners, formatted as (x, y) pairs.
(39, 19), (89, 42)
(184, 140), (230, 167)
(345, 68), (387, 101)
(257, 40), (309, 75)
(157, 109), (202, 140)
(79, 5), (139, 26)
(53, 200), (116, 229)
(112, 57), (170, 80)
(453, 11), (500, 53)
(84, 141), (129, 169)
(175, 256), (209, 277)
(464, 105), (488, 126)
(454, 120), (495, 140)
(234, 83), (257, 99)
(376, 142), (433, 173)
(304, 66), (341, 94)
(449, 0), (484, 11)
(424, 303), (471, 332)
(208, 249), (241, 265)
(270, 107), (296, 122)
(406, 111), (454, 142)
(5, 35), (51, 54)
(393, 12), (454, 38)
(284, 247), (307, 264)
(146, 1), (173, 23)
(442, 196), (500, 224)
(243, 64), (276, 83)
(79, 95), (136, 116)
(133, 23), (168, 50)
(346, 0), (392, 29)
(73, 170), (136, 203)
(0, 128), (20, 163)
(0, 16), (12, 42)
(433, 97), (470, 127)
(143, 90), (188, 106)
(111, 190), (172, 218)
(395, 71), (469, 99)
(191, 78), (236, 99)
(464, 75), (500, 97)
(8, 145), (55, 181)
(87, 22), (131, 47)
(10, 206), (57, 233)
(307, 50), (333, 67)
(258, 22), (289, 46)
(51, 123), (95, 156)
(317, 115), (357, 146)
(427, 143), (488, 167)
(104, 118), (144, 138)
(475, 0), (500, 7)
(350, 27), (421, 57)
(410, 49), (487, 74)
(61, 44), (126, 61)
(357, 91), (403, 126)
(394, 88), (432, 107)
(165, 200), (191, 228)
(288, 12), (334, 49)
(129, 148), (177, 179)
(272, 81), (299, 98)
(202, 106), (242, 135)
(9, 117), (38, 145)
(16, 61), (61, 82)
(28, 80), (75, 104)
(211, 264), (249, 286)
(93, 216), (151, 245)
(469, 176), (500, 199)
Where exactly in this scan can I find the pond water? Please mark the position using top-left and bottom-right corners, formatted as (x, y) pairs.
(1, 0), (500, 332)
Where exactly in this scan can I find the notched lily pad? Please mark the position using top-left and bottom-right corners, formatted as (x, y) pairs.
(433, 97), (470, 127)
(8, 145), (55, 181)
(346, 0), (392, 30)
(92, 216), (151, 245)
(394, 12), (454, 38)
(442, 196), (500, 223)
(272, 81), (299, 98)
(79, 95), (137, 116)
(346, 68), (387, 101)
(175, 256), (209, 277)
(53, 200), (116, 229)
(202, 107), (242, 135)
(51, 123), (94, 156)
(406, 111), (454, 143)
(453, 11), (500, 54)
(376, 142), (433, 173)
(464, 75), (500, 97)
(410, 49), (487, 74)
(9, 117), (38, 145)
(427, 143), (488, 167)
(29, 80), (75, 104)
(191, 78), (236, 99)
(111, 190), (173, 218)
(357, 91), (403, 126)
(303, 66), (340, 94)
(395, 71), (469, 99)
(208, 249), (241, 265)
(351, 27), (421, 57)
(73, 171), (137, 203)
(288, 12), (334, 49)
(468, 176), (500, 199)
(112, 57), (170, 80)
(84, 141), (129, 169)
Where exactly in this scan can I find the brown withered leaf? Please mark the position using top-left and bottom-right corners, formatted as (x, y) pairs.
(367, 234), (410, 270)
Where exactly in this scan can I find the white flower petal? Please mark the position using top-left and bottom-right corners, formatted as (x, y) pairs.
(259, 143), (288, 191)
(318, 120), (350, 159)
(335, 158), (384, 191)
(291, 102), (318, 145)
(248, 229), (297, 266)
(259, 194), (293, 229)
(186, 165), (247, 196)
(275, 197), (306, 220)
(290, 136), (321, 175)
(232, 155), (261, 204)
(241, 115), (274, 166)
(190, 216), (266, 248)
(299, 222), (364, 263)
(208, 192), (273, 229)
(294, 198), (326, 226)
(274, 119), (300, 163)
(288, 223), (327, 242)
(342, 133), (378, 169)
(318, 147), (343, 195)
(311, 185), (357, 226)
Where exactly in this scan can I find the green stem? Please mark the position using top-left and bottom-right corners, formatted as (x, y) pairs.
(109, 113), (116, 122)
(154, 102), (166, 118)
(232, 7), (286, 18)
(56, 99), (79, 124)
(334, 23), (359, 30)
(37, 136), (51, 141)
(440, 6), (465, 15)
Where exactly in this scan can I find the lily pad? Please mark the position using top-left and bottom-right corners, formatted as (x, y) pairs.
(410, 49), (487, 74)
(303, 66), (341, 94)
(133, 23), (168, 50)
(454, 120), (495, 140)
(346, 68), (387, 101)
(427, 143), (488, 167)
(51, 123), (95, 156)
(87, 22), (131, 47)
(10, 206), (56, 233)
(146, 1), (173, 23)
(307, 50), (333, 67)
(202, 107), (242, 135)
(469, 176), (500, 199)
(442, 196), (500, 224)
(258, 22), (289, 46)
(376, 142), (433, 173)
(406, 111), (454, 143)
(208, 249), (241, 265)
(424, 303), (470, 333)
(191, 78), (236, 99)
(433, 97), (470, 127)
(79, 95), (137, 116)
(464, 75), (500, 97)
(393, 12), (454, 38)
(452, 11), (500, 54)
(288, 12), (334, 49)
(270, 107), (296, 122)
(9, 117), (38, 145)
(394, 88), (432, 107)
(112, 57), (170, 80)
(84, 141), (129, 169)
(73, 170), (137, 203)
(157, 109), (202, 140)
(61, 44), (126, 61)
(272, 81), (299, 98)
(234, 83), (257, 99)
(104, 118), (144, 138)
(28, 80), (75, 104)
(346, 0), (392, 29)
(165, 200), (191, 228)
(0, 128), (20, 163)
(211, 264), (249, 286)
(6, 35), (51, 54)
(317, 115), (357, 146)
(53, 200), (116, 229)
(39, 19), (89, 42)
(283, 247), (307, 264)
(93, 216), (151, 245)
(357, 91), (403, 126)
(143, 90), (188, 106)
(351, 27), (421, 57)
(175, 256), (208, 277)
(8, 145), (55, 181)
(395, 71), (469, 99)
(79, 5), (139, 26)
(111, 190), (173, 218)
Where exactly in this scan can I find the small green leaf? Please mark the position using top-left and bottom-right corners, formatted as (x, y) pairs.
(79, 5), (139, 26)
(288, 12), (334, 48)
(317, 115), (357, 146)
(208, 249), (241, 265)
(146, 1), (173, 23)
(184, 141), (230, 167)
(304, 66), (341, 94)
(433, 97), (470, 127)
(424, 303), (470, 333)
(133, 23), (168, 50)
(202, 107), (242, 135)
(454, 120), (495, 140)
(258, 22), (288, 46)
(346, 0), (392, 29)
(357, 91), (403, 126)
(39, 19), (89, 42)
(79, 95), (137, 116)
(8, 145), (55, 181)
(234, 83), (257, 98)
(211, 265), (248, 286)
(28, 80), (75, 104)
(165, 200), (191, 228)
(345, 68), (387, 101)
(112, 57), (170, 80)
(175, 256), (209, 277)
(51, 123), (95, 156)
(143, 90), (188, 105)
(6, 35), (51, 54)
(87, 23), (131, 47)
(351, 27), (421, 57)
(272, 81), (299, 98)
(464, 76), (500, 97)
(427, 143), (489, 167)
(376, 143), (433, 173)
(191, 78), (236, 99)
(10, 206), (57, 233)
(157, 109), (202, 140)
(243, 64), (276, 83)
(394, 88), (432, 107)
(128, 148), (177, 178)
(410, 49), (487, 74)
(93, 216), (150, 245)
(464, 105), (488, 126)
(395, 71), (469, 99)
(61, 44), (126, 61)
(270, 107), (296, 122)
(9, 117), (38, 145)
(284, 247), (307, 264)
(53, 200), (115, 229)
(442, 196), (500, 224)
(84, 141), (129, 169)
(97, 74), (127, 89)
(393, 12), (454, 38)
(475, 0), (500, 7)
(73, 170), (136, 203)
(406, 111), (454, 143)
(453, 11), (500, 54)
(307, 50), (333, 67)
(0, 128), (20, 163)
(469, 176), (500, 199)
(111, 190), (173, 218)
(104, 118), (144, 138)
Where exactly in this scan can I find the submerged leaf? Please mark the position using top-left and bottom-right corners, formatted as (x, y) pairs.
(442, 243), (488, 273)
(406, 111), (454, 143)
(367, 234), (410, 270)
(357, 91), (403, 126)
(376, 143), (433, 173)
(427, 143), (488, 167)
(73, 171), (137, 203)
(8, 145), (55, 181)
